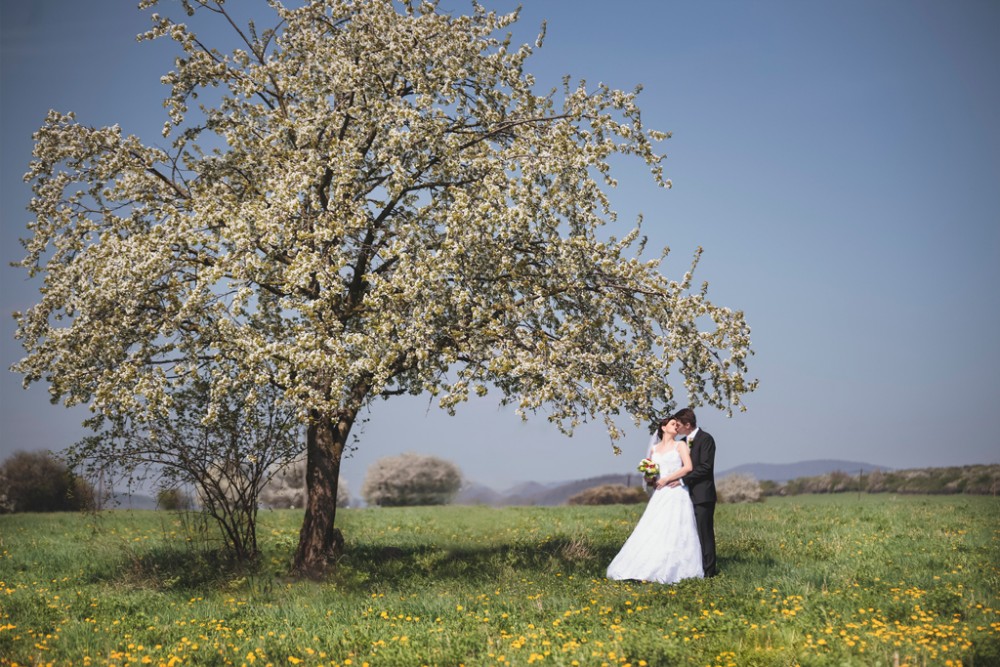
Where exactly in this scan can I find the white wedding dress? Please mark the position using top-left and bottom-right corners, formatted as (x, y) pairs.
(606, 443), (704, 584)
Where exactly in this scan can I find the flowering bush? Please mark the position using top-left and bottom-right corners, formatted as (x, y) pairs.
(260, 458), (350, 509)
(717, 473), (763, 503)
(362, 453), (462, 507)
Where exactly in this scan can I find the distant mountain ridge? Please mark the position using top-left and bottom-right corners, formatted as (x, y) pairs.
(456, 460), (889, 506)
(456, 474), (637, 507)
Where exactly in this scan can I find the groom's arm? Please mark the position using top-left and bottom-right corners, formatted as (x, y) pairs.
(683, 433), (716, 484)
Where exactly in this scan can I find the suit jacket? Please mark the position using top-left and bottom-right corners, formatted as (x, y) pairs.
(683, 429), (717, 504)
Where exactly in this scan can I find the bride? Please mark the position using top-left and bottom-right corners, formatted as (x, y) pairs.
(606, 416), (704, 584)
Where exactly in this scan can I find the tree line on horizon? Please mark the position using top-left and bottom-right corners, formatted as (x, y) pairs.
(5, 448), (995, 519)
(758, 464), (1000, 497)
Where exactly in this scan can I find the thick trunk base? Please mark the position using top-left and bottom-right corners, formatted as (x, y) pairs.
(292, 415), (347, 577)
(294, 525), (344, 579)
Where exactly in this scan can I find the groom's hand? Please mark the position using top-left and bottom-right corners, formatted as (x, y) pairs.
(666, 480), (681, 488)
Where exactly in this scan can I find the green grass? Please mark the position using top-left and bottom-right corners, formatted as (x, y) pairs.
(1, 495), (998, 666)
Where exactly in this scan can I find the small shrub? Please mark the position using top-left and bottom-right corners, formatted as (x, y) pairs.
(68, 373), (302, 561)
(717, 473), (763, 503)
(567, 484), (648, 505)
(156, 487), (194, 510)
(759, 479), (783, 496)
(361, 453), (462, 507)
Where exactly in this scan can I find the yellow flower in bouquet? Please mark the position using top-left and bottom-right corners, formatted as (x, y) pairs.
(637, 457), (660, 485)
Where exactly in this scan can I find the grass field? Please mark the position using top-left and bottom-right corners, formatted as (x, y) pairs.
(1, 494), (998, 666)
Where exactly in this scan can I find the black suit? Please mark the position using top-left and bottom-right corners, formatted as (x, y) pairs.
(683, 428), (717, 577)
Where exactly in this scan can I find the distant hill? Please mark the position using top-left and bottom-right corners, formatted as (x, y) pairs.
(718, 460), (889, 483)
(454, 481), (506, 506)
(456, 473), (648, 507)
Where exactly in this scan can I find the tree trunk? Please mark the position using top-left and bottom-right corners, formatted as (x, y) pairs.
(293, 411), (348, 577)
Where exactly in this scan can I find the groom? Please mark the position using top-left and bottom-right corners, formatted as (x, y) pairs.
(669, 407), (718, 577)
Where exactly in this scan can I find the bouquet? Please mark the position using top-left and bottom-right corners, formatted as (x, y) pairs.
(637, 458), (660, 485)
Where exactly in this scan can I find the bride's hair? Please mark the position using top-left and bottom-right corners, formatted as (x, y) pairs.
(656, 417), (673, 441)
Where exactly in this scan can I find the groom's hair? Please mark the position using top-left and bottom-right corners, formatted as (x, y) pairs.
(673, 407), (697, 428)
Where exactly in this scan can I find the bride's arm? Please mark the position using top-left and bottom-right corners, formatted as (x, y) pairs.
(656, 443), (694, 487)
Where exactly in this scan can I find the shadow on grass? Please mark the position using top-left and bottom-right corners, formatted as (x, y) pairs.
(85, 538), (616, 591)
(89, 533), (776, 591)
(87, 542), (268, 591)
(332, 539), (778, 590)
(331, 537), (623, 587)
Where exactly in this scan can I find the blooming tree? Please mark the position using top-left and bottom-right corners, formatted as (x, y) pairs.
(12, 0), (755, 575)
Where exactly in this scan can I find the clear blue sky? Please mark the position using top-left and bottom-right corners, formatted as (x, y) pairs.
(2, 1), (998, 493)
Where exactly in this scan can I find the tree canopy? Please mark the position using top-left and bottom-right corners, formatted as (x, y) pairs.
(13, 0), (755, 575)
